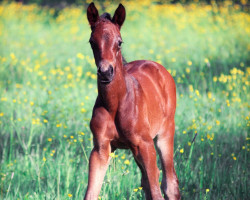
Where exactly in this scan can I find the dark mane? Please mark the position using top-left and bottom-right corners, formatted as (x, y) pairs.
(100, 13), (112, 21)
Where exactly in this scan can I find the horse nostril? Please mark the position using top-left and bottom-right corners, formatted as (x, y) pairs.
(109, 65), (114, 75)
(97, 67), (101, 74)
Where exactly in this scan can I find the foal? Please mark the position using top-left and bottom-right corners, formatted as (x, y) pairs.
(84, 3), (180, 200)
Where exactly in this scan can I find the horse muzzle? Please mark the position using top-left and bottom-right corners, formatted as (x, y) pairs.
(97, 65), (114, 84)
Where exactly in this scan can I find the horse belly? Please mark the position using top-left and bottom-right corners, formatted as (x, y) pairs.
(127, 61), (176, 138)
(140, 78), (167, 138)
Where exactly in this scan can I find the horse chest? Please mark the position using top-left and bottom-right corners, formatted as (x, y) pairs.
(110, 103), (148, 146)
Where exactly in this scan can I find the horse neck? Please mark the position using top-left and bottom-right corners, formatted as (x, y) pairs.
(98, 62), (127, 117)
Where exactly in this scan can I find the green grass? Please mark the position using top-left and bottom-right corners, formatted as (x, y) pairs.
(0, 2), (249, 200)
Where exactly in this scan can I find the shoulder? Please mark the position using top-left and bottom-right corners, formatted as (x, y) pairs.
(124, 60), (175, 90)
(124, 60), (173, 80)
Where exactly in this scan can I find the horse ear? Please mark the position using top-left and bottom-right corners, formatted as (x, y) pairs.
(87, 2), (99, 29)
(112, 4), (126, 29)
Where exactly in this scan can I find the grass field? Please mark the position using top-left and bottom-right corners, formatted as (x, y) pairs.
(0, 1), (249, 199)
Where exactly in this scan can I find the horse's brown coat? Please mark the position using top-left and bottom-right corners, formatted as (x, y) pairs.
(84, 3), (180, 200)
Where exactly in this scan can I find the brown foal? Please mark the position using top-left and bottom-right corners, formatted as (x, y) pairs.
(84, 3), (180, 200)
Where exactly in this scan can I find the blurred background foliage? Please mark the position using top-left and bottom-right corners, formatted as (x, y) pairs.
(1, 0), (249, 11)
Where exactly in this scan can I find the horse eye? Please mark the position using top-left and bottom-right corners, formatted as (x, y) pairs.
(118, 41), (123, 48)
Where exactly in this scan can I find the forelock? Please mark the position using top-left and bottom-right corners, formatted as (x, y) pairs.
(91, 12), (119, 33)
(100, 13), (112, 21)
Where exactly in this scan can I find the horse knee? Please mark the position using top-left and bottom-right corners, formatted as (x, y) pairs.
(91, 145), (110, 164)
(161, 176), (180, 200)
(166, 180), (181, 200)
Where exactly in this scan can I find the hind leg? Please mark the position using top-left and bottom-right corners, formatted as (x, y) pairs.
(156, 120), (180, 200)
(132, 139), (163, 200)
(134, 158), (152, 200)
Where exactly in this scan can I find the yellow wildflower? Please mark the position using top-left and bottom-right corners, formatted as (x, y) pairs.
(10, 53), (16, 60)
(187, 61), (192, 66)
(124, 160), (130, 165)
(207, 92), (212, 99)
(204, 58), (209, 63)
(77, 53), (84, 60)
(56, 123), (61, 127)
(109, 153), (115, 158)
(189, 85), (193, 92)
(68, 194), (72, 198)
(67, 74), (73, 79)
(80, 132), (85, 135)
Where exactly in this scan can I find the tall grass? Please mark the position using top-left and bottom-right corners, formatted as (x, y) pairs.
(0, 1), (249, 199)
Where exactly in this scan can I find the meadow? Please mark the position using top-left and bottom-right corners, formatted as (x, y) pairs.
(0, 1), (249, 199)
